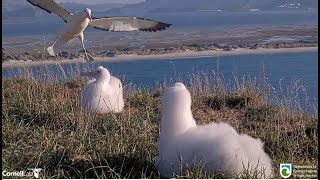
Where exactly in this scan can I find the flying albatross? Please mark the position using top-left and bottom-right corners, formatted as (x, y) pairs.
(26, 0), (172, 63)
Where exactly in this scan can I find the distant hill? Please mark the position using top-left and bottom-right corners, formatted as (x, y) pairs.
(3, 0), (318, 20)
(2, 0), (28, 12)
(3, 5), (51, 20)
(58, 2), (126, 13)
(2, 0), (126, 20)
(105, 0), (318, 14)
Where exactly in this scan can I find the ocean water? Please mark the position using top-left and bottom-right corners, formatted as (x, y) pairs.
(3, 10), (318, 37)
(2, 51), (318, 110)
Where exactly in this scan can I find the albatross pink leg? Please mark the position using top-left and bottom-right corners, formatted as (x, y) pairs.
(81, 42), (94, 63)
(78, 33), (94, 63)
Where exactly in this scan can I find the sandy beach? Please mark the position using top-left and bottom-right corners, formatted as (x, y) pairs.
(2, 46), (318, 68)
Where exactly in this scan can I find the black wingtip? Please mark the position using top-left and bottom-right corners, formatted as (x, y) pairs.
(26, 0), (52, 14)
(136, 17), (172, 31)
(144, 22), (171, 32)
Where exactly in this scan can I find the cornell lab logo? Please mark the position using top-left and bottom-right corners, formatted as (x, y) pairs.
(280, 163), (292, 178)
(28, 168), (43, 178)
(2, 168), (42, 178)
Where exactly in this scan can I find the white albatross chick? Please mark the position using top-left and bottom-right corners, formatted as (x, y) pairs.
(80, 66), (124, 113)
(155, 82), (273, 178)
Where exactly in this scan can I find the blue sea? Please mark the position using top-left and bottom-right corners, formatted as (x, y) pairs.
(2, 51), (318, 111)
(3, 10), (318, 37)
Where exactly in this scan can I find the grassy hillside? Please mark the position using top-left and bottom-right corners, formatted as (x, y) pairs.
(2, 65), (318, 178)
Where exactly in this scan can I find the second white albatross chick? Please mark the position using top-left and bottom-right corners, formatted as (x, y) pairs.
(26, 0), (171, 63)
(155, 82), (273, 178)
(80, 66), (124, 113)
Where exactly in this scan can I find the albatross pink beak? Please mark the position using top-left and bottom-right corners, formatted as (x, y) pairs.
(88, 14), (92, 21)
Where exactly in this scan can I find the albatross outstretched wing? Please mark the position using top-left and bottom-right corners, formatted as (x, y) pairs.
(26, 0), (72, 23)
(89, 17), (171, 32)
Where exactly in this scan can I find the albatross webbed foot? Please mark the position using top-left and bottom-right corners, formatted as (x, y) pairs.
(85, 53), (95, 63)
(47, 46), (56, 56)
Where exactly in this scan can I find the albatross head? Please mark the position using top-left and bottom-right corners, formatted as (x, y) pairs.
(80, 66), (111, 82)
(160, 82), (196, 137)
(161, 82), (192, 118)
(84, 8), (92, 21)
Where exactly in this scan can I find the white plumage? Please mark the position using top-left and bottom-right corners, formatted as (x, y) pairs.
(26, 0), (171, 63)
(155, 82), (273, 178)
(80, 66), (124, 113)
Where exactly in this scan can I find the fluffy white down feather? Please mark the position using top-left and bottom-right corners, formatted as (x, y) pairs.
(80, 66), (124, 113)
(155, 82), (273, 178)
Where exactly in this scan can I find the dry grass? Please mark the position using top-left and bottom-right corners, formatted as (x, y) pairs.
(2, 65), (318, 179)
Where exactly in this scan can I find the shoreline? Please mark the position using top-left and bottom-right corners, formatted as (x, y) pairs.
(2, 46), (318, 68)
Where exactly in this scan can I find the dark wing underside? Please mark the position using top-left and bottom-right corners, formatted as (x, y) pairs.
(26, 0), (72, 23)
(89, 17), (171, 32)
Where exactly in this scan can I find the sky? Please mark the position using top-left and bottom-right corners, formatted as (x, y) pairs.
(54, 0), (145, 4)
